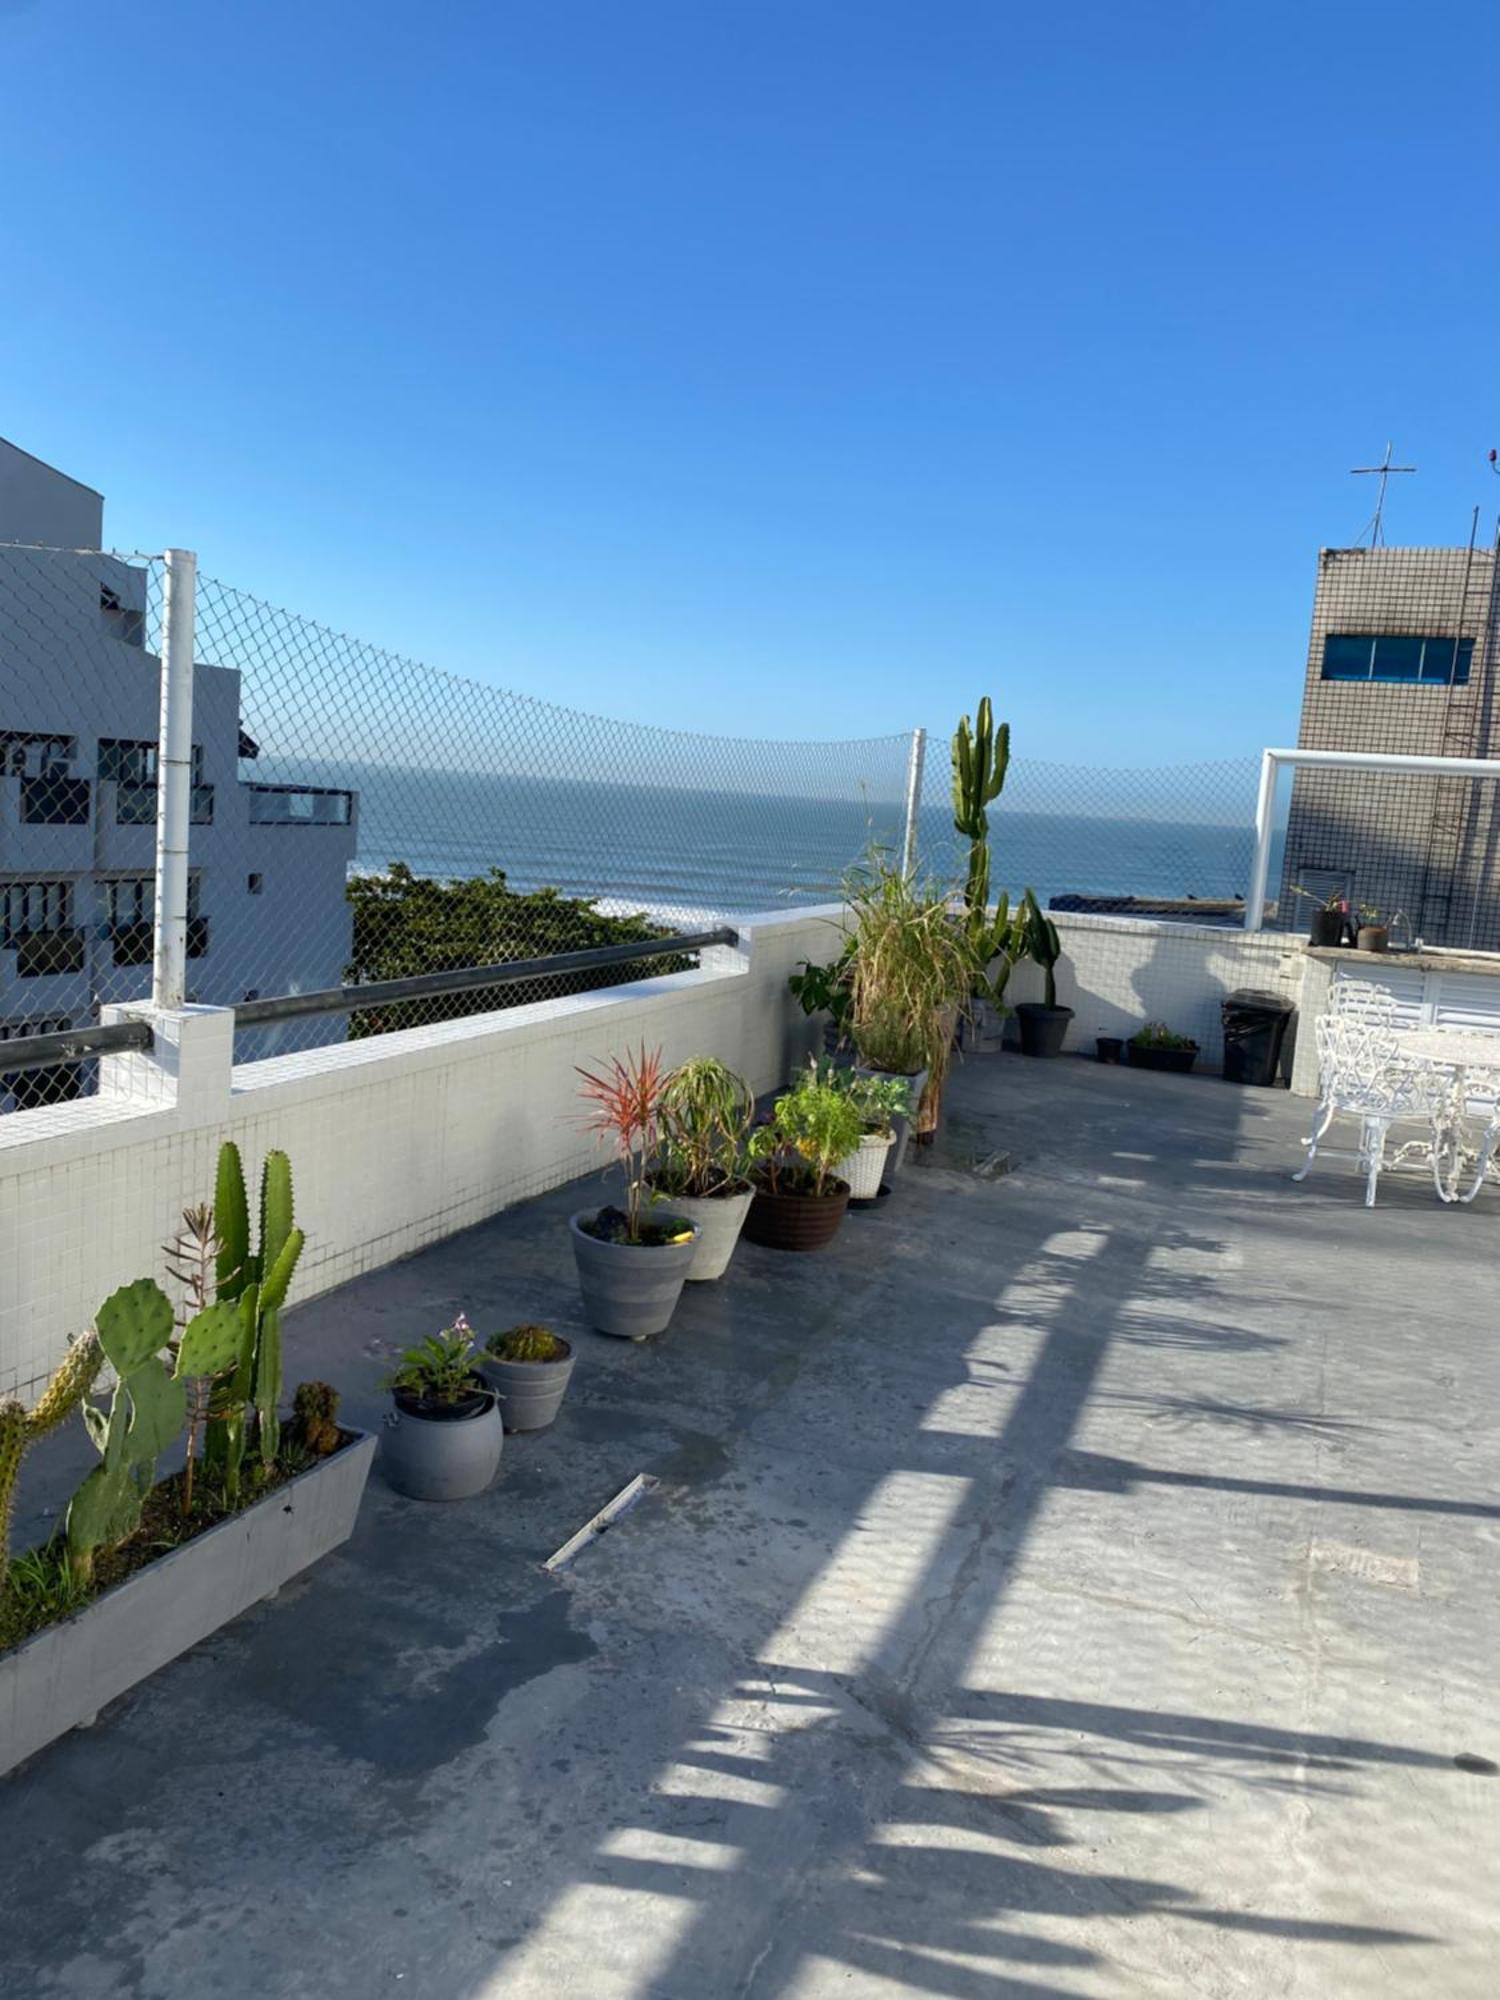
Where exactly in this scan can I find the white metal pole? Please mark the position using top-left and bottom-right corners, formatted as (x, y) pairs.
(152, 548), (197, 1011)
(901, 727), (927, 877)
(1245, 748), (1279, 932)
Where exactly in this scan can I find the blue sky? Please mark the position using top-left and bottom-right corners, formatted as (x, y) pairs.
(3, 1), (1498, 765)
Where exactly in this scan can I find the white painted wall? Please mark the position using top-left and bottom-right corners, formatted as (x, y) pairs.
(1005, 911), (1308, 1068)
(0, 910), (828, 1401)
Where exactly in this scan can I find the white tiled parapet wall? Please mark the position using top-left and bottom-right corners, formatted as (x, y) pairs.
(1004, 911), (1309, 1069)
(0, 911), (837, 1402)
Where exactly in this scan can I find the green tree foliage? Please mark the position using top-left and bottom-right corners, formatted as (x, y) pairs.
(345, 864), (690, 1038)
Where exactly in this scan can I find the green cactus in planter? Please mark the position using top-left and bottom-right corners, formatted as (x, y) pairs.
(1017, 888), (1063, 1008)
(952, 696), (1016, 1000)
(0, 1332), (104, 1585)
(205, 1143), (305, 1498)
(65, 1279), (186, 1589)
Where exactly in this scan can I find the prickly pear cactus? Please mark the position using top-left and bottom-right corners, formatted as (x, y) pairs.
(96, 1278), (175, 1377)
(65, 1282), (185, 1588)
(174, 1300), (243, 1380)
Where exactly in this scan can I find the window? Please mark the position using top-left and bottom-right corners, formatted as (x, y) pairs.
(1322, 634), (1474, 685)
(1, 881), (70, 944)
(247, 873), (264, 895)
(0, 732), (76, 778)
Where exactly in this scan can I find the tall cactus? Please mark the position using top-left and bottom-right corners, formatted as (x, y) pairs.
(65, 1280), (185, 1588)
(208, 1143), (304, 1495)
(0, 1332), (104, 1585)
(951, 695), (1014, 998)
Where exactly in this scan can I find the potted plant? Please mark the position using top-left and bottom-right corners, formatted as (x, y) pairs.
(1127, 1022), (1200, 1074)
(1013, 889), (1073, 1057)
(788, 942), (856, 1055)
(803, 1058), (912, 1203)
(1291, 884), (1351, 948)
(952, 694), (1018, 1052)
(572, 1045), (699, 1339)
(743, 1071), (864, 1251)
(478, 1324), (576, 1432)
(0, 1143), (374, 1778)
(646, 1057), (756, 1281)
(381, 1314), (503, 1500)
(845, 861), (972, 1156)
(1356, 906), (1390, 953)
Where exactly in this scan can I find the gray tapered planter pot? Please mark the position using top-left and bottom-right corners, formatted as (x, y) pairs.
(477, 1342), (576, 1431)
(382, 1387), (503, 1501)
(854, 1065), (927, 1174)
(569, 1210), (699, 1338)
(0, 1431), (375, 1780)
(646, 1185), (754, 1281)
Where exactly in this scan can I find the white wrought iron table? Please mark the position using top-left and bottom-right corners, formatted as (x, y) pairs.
(1394, 1026), (1500, 1204)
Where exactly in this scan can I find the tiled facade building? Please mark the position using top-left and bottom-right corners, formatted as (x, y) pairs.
(1279, 543), (1500, 947)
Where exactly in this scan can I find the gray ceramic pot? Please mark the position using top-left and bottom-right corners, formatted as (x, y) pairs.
(569, 1210), (700, 1338)
(477, 1341), (576, 1431)
(381, 1386), (503, 1501)
(647, 1185), (754, 1281)
(854, 1064), (928, 1174)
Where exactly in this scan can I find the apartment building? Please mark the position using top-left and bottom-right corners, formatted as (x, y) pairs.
(1279, 542), (1500, 946)
(0, 439), (358, 1102)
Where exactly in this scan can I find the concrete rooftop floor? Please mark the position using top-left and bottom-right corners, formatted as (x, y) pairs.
(4, 1054), (1499, 1999)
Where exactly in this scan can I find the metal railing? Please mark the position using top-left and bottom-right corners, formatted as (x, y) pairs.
(232, 926), (739, 1029)
(0, 1017), (153, 1076)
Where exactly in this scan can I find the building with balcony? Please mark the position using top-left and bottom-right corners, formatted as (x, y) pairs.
(1278, 543), (1500, 944)
(0, 437), (358, 1100)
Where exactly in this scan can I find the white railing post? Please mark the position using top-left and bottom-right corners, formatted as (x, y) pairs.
(152, 548), (197, 1010)
(1245, 748), (1279, 931)
(901, 726), (927, 877)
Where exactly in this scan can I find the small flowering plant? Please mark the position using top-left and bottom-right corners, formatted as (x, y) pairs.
(383, 1314), (482, 1407)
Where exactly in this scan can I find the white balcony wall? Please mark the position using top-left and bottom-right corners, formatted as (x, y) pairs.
(1005, 911), (1307, 1066)
(0, 910), (828, 1402)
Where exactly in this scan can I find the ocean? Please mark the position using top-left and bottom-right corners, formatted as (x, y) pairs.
(307, 762), (1268, 927)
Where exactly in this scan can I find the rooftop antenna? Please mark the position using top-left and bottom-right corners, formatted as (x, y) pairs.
(1351, 441), (1415, 546)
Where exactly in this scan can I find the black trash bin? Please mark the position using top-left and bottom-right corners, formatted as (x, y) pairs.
(1221, 989), (1295, 1086)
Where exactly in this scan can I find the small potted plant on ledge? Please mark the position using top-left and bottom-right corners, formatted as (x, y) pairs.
(572, 1045), (699, 1339)
(1356, 906), (1390, 953)
(479, 1324), (576, 1432)
(809, 1059), (911, 1204)
(743, 1070), (864, 1252)
(1126, 1022), (1200, 1074)
(1291, 884), (1351, 949)
(1013, 890), (1073, 1057)
(382, 1314), (503, 1500)
(646, 1057), (756, 1281)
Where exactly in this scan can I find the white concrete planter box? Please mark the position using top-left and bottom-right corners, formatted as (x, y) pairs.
(0, 1429), (375, 1779)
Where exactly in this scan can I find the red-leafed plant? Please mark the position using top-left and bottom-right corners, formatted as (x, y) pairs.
(576, 1044), (666, 1243)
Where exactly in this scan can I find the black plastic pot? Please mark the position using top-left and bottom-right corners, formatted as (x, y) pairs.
(1016, 1003), (1073, 1058)
(1096, 1035), (1125, 1064)
(1126, 1041), (1198, 1074)
(1308, 909), (1345, 948)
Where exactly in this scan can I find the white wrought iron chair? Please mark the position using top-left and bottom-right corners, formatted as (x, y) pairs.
(1293, 1006), (1442, 1206)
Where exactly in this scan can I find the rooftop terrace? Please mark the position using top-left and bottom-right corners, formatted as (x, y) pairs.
(4, 1054), (1498, 1999)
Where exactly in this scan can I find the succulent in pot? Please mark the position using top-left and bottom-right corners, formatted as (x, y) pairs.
(1126, 1022), (1199, 1074)
(645, 1057), (756, 1281)
(381, 1314), (503, 1500)
(479, 1324), (576, 1432)
(845, 861), (971, 1156)
(572, 1044), (700, 1338)
(1013, 889), (1073, 1057)
(743, 1072), (864, 1251)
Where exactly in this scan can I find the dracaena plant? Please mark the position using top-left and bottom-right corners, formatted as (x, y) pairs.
(576, 1043), (667, 1243)
(651, 1057), (755, 1199)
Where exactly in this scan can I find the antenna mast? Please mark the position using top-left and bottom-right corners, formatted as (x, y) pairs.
(1351, 441), (1415, 546)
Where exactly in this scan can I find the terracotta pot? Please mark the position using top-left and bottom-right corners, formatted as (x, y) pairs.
(1357, 925), (1389, 954)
